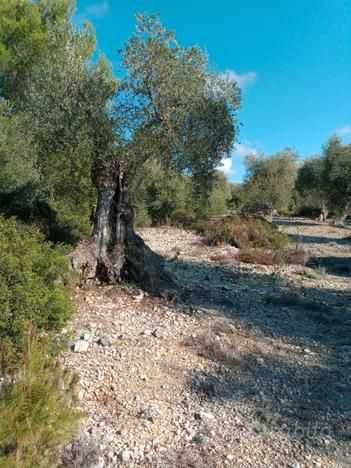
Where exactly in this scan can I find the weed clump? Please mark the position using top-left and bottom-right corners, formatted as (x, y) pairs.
(199, 216), (304, 266)
(199, 216), (290, 250)
(0, 332), (80, 467)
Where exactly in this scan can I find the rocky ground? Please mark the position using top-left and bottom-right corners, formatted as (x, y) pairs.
(61, 217), (351, 467)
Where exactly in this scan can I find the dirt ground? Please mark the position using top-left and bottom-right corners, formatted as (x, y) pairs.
(61, 217), (351, 467)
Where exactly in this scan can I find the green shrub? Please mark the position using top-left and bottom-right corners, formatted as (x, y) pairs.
(236, 245), (307, 266)
(198, 216), (306, 266)
(0, 216), (72, 352)
(0, 185), (92, 245)
(199, 216), (290, 250)
(0, 332), (80, 468)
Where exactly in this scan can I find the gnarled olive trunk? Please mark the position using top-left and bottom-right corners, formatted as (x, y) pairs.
(69, 161), (173, 295)
(317, 202), (328, 223)
(332, 213), (347, 226)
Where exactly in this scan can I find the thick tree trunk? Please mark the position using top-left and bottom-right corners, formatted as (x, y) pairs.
(317, 202), (328, 223)
(332, 213), (347, 226)
(69, 161), (173, 295)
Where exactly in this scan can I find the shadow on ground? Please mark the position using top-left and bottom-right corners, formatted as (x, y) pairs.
(306, 256), (351, 277)
(166, 254), (351, 457)
(288, 234), (351, 246)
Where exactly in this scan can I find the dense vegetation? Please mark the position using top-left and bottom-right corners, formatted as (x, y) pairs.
(0, 217), (78, 466)
(0, 332), (79, 467)
(0, 217), (72, 353)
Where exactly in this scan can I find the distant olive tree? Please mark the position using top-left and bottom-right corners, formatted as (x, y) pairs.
(323, 136), (351, 224)
(296, 156), (329, 221)
(242, 149), (298, 219)
(206, 171), (232, 216)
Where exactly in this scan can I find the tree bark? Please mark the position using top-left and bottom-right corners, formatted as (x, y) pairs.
(69, 161), (173, 295)
(317, 202), (328, 223)
(332, 213), (347, 226)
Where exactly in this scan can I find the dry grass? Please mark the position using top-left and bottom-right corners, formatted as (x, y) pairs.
(185, 329), (244, 369)
(199, 216), (290, 250)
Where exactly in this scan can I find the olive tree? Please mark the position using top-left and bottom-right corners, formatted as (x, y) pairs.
(243, 149), (298, 219)
(324, 136), (351, 224)
(72, 14), (240, 292)
(296, 156), (329, 221)
(22, 12), (239, 291)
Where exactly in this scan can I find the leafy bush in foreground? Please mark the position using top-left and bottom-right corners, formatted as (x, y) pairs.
(0, 216), (72, 352)
(0, 333), (80, 467)
(199, 216), (290, 250)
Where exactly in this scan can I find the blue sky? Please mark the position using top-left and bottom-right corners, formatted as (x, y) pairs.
(74, 0), (351, 182)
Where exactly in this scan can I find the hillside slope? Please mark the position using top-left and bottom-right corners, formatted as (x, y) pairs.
(62, 218), (351, 467)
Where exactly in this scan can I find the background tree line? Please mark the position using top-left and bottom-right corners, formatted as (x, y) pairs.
(131, 137), (351, 227)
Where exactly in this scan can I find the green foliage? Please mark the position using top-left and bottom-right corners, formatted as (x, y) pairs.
(132, 162), (234, 227)
(0, 0), (84, 102)
(243, 149), (298, 216)
(135, 161), (195, 226)
(295, 137), (351, 220)
(0, 104), (39, 193)
(1, 9), (240, 239)
(296, 156), (326, 205)
(206, 172), (232, 216)
(199, 216), (290, 250)
(0, 216), (72, 352)
(228, 183), (245, 212)
(0, 0), (109, 245)
(324, 136), (351, 217)
(0, 332), (80, 468)
(116, 13), (240, 192)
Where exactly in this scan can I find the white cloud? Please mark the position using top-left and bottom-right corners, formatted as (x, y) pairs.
(221, 69), (258, 90)
(233, 141), (258, 159)
(335, 124), (351, 137)
(219, 157), (235, 175)
(76, 1), (109, 23)
(218, 140), (258, 176)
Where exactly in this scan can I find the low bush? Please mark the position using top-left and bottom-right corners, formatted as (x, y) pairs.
(61, 434), (100, 468)
(0, 216), (72, 353)
(199, 216), (308, 266)
(236, 243), (308, 266)
(0, 331), (80, 467)
(199, 216), (290, 250)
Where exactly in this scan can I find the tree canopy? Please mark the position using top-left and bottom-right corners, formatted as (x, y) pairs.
(242, 149), (298, 216)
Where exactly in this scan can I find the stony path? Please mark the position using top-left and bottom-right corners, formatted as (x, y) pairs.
(61, 218), (351, 467)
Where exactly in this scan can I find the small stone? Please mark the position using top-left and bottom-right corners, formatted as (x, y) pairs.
(194, 411), (215, 421)
(119, 450), (130, 462)
(257, 357), (264, 364)
(98, 336), (111, 346)
(304, 348), (312, 354)
(72, 340), (89, 353)
(139, 409), (157, 422)
(139, 374), (147, 381)
(82, 332), (92, 341)
(152, 328), (164, 339)
(133, 290), (145, 302)
(226, 454), (234, 461)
